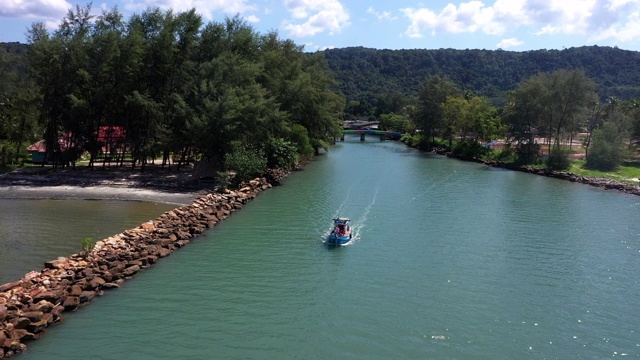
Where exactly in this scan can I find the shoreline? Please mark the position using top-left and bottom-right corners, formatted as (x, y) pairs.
(0, 165), (214, 205)
(0, 176), (275, 359)
(0, 185), (200, 206)
(435, 150), (640, 196)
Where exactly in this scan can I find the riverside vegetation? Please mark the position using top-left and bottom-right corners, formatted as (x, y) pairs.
(0, 5), (343, 184)
(2, 8), (640, 186)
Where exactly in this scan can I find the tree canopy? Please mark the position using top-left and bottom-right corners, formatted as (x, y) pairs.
(323, 46), (640, 106)
(0, 6), (344, 183)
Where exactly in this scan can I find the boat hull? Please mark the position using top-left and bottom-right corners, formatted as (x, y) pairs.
(327, 233), (351, 246)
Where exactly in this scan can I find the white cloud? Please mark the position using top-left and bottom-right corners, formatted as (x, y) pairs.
(282, 0), (350, 37)
(122, 0), (257, 20)
(401, 1), (502, 37)
(246, 14), (260, 23)
(400, 0), (640, 45)
(367, 7), (397, 21)
(304, 41), (334, 51)
(497, 37), (523, 48)
(0, 0), (71, 19)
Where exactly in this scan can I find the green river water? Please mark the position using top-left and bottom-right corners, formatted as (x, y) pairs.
(4, 135), (640, 359)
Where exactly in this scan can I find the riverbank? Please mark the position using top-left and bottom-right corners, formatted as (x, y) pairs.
(0, 174), (274, 359)
(0, 165), (213, 205)
(437, 150), (640, 196)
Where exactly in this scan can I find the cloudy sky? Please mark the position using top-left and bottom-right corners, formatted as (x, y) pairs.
(1, 0), (640, 52)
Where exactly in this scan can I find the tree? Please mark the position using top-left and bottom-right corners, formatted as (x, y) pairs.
(627, 102), (640, 148)
(11, 9), (346, 176)
(379, 113), (410, 133)
(540, 69), (595, 151)
(583, 93), (604, 157)
(586, 121), (626, 171)
(505, 69), (595, 164)
(374, 92), (408, 117)
(290, 53), (344, 154)
(28, 22), (67, 166)
(414, 75), (460, 149)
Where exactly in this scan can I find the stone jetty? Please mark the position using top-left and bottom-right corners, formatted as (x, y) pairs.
(0, 177), (272, 359)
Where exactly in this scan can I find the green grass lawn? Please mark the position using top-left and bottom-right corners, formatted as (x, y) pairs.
(568, 159), (640, 184)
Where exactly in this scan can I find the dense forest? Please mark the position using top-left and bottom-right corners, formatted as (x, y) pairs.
(1, 8), (639, 178)
(323, 46), (640, 105)
(0, 6), (344, 185)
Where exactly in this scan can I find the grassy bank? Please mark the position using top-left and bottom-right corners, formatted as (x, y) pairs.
(568, 159), (640, 184)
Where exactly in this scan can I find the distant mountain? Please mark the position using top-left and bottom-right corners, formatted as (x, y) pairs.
(321, 46), (640, 105)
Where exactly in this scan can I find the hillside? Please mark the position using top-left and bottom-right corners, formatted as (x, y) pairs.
(4, 42), (640, 106)
(321, 46), (640, 105)
(0, 42), (30, 94)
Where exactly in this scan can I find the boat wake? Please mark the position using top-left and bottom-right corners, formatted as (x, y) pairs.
(322, 186), (378, 246)
(332, 188), (351, 220)
(349, 187), (379, 244)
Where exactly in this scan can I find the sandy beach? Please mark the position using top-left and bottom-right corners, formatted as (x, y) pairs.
(0, 184), (199, 205)
(0, 165), (214, 205)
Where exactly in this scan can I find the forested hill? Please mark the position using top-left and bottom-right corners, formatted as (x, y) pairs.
(321, 46), (640, 104)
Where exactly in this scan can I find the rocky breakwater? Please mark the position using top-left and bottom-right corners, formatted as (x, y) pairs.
(0, 178), (272, 359)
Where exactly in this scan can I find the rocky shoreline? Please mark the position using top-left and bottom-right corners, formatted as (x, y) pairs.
(0, 177), (273, 359)
(438, 150), (640, 196)
(484, 160), (640, 196)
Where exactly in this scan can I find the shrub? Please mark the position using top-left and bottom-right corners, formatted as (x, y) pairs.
(81, 237), (95, 253)
(400, 133), (420, 148)
(288, 124), (314, 159)
(451, 141), (490, 159)
(495, 144), (517, 163)
(215, 171), (231, 192)
(546, 146), (571, 170)
(224, 142), (267, 187)
(515, 142), (541, 165)
(264, 137), (298, 169)
(586, 122), (625, 171)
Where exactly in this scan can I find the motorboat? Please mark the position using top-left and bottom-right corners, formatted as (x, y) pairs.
(327, 217), (352, 245)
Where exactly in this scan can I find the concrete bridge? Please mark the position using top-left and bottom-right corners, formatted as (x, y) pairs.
(340, 129), (402, 142)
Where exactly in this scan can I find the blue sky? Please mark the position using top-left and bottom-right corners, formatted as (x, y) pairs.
(2, 0), (640, 52)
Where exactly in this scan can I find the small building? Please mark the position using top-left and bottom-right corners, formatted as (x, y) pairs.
(96, 126), (126, 154)
(25, 133), (75, 164)
(26, 140), (47, 163)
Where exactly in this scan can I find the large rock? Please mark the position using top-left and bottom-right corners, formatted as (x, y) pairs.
(79, 291), (97, 303)
(32, 300), (54, 313)
(43, 257), (69, 270)
(0, 281), (22, 293)
(62, 296), (80, 311)
(122, 265), (140, 277)
(87, 277), (106, 290)
(32, 289), (64, 304)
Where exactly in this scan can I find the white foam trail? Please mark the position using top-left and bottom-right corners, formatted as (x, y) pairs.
(351, 187), (379, 242)
(332, 187), (351, 219)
